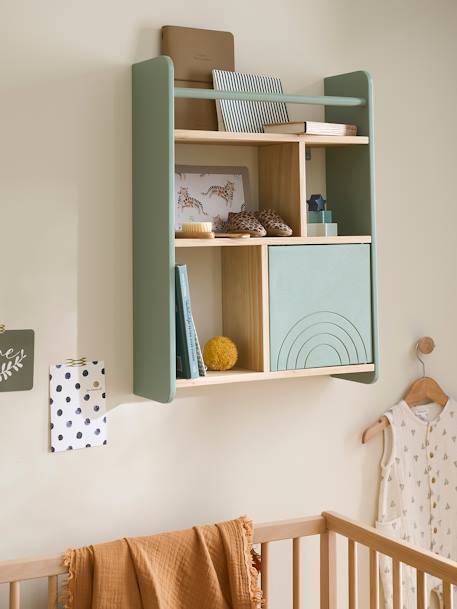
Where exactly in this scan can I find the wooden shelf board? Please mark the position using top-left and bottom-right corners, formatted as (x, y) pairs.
(175, 235), (372, 248)
(176, 364), (375, 388)
(175, 129), (369, 147)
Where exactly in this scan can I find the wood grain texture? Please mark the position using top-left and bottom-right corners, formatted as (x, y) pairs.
(9, 582), (20, 609)
(48, 575), (58, 609)
(175, 235), (372, 248)
(0, 556), (66, 585)
(443, 581), (453, 609)
(404, 377), (448, 408)
(416, 570), (426, 609)
(176, 364), (375, 388)
(362, 415), (390, 444)
(369, 549), (379, 609)
(320, 531), (337, 609)
(324, 512), (457, 583)
(392, 559), (401, 609)
(348, 539), (357, 609)
(293, 537), (301, 609)
(261, 542), (269, 609)
(221, 245), (268, 371)
(175, 129), (369, 147)
(253, 515), (326, 544)
(258, 143), (305, 236)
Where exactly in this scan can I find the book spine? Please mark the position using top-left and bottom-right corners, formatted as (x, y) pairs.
(175, 265), (199, 379)
(192, 317), (207, 376)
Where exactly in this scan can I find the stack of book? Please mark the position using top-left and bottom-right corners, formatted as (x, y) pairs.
(263, 121), (357, 136)
(175, 265), (206, 379)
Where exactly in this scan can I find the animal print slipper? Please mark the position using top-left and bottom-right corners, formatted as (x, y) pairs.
(255, 209), (293, 237)
(226, 211), (267, 237)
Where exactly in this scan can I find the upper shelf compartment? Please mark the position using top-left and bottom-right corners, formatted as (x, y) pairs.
(175, 129), (369, 147)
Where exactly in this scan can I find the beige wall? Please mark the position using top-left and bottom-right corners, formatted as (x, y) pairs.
(2, 0), (457, 606)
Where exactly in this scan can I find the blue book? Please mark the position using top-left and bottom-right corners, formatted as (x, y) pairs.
(192, 317), (207, 377)
(175, 265), (199, 379)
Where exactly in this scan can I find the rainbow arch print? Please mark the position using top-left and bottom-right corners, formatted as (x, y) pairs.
(276, 311), (369, 371)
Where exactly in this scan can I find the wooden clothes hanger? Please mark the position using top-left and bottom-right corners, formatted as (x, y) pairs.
(362, 337), (449, 444)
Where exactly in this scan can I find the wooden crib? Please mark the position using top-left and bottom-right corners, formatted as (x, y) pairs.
(1, 511), (457, 609)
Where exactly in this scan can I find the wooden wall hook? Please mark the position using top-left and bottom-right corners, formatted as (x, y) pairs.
(416, 336), (435, 355)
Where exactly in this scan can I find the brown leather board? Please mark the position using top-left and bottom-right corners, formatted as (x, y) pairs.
(161, 25), (235, 130)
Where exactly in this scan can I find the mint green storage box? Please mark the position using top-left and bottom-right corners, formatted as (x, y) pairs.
(308, 210), (333, 223)
(269, 245), (373, 371)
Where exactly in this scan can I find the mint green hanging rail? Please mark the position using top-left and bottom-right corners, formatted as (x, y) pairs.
(174, 87), (366, 107)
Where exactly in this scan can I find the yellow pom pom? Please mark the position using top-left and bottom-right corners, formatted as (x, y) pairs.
(203, 336), (238, 371)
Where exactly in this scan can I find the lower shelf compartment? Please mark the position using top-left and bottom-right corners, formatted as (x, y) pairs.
(176, 364), (375, 388)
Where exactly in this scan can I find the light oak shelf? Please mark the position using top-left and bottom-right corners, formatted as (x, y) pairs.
(175, 129), (369, 147)
(175, 235), (372, 248)
(177, 364), (376, 388)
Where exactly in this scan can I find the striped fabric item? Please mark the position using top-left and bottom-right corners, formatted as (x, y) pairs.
(212, 70), (289, 133)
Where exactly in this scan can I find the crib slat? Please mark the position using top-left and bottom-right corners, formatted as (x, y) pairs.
(293, 537), (300, 609)
(416, 570), (426, 609)
(443, 581), (453, 609)
(320, 531), (336, 609)
(348, 539), (357, 609)
(48, 575), (58, 609)
(369, 549), (378, 609)
(261, 542), (269, 609)
(392, 559), (401, 609)
(9, 581), (20, 609)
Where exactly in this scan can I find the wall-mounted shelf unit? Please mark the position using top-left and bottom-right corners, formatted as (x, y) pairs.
(132, 56), (378, 403)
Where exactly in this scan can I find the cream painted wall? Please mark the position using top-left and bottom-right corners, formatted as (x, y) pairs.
(2, 0), (457, 606)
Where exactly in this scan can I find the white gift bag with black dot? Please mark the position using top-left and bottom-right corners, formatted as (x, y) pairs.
(49, 361), (107, 452)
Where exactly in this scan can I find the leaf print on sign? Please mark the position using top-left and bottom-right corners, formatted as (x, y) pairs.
(0, 329), (34, 391)
(0, 349), (26, 380)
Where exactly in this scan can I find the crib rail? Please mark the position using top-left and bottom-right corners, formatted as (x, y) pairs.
(2, 512), (457, 609)
(324, 511), (457, 609)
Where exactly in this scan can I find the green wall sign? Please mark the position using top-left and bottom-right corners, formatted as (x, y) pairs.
(0, 330), (35, 391)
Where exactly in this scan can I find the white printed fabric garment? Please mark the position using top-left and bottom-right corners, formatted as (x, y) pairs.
(377, 399), (457, 609)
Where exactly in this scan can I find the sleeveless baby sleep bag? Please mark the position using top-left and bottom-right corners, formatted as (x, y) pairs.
(377, 399), (457, 609)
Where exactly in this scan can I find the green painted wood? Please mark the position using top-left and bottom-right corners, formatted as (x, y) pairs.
(269, 245), (373, 372)
(132, 57), (175, 402)
(174, 87), (366, 106)
(324, 71), (378, 383)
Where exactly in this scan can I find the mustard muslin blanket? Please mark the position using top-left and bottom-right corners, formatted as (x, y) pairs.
(64, 517), (261, 609)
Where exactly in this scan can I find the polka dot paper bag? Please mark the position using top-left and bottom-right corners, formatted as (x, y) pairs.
(49, 361), (107, 452)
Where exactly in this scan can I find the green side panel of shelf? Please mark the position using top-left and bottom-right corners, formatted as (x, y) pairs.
(324, 71), (379, 383)
(269, 245), (373, 372)
(132, 56), (176, 402)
